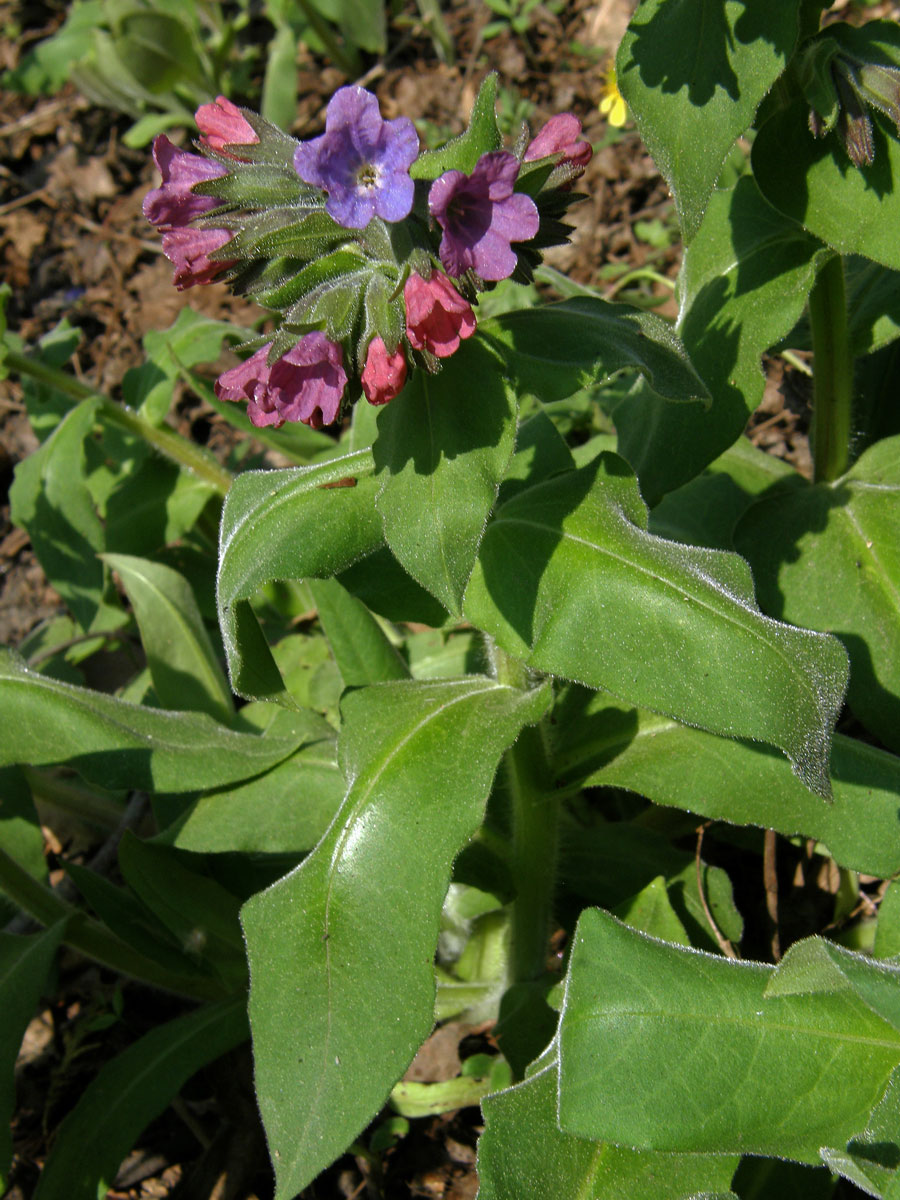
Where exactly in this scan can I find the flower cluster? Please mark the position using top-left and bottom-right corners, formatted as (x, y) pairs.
(144, 82), (592, 430)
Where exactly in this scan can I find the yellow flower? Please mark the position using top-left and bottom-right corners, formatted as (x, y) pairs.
(599, 64), (627, 128)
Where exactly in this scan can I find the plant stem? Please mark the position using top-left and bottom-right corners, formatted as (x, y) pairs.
(5, 349), (233, 496)
(809, 254), (854, 483)
(0, 848), (226, 1002)
(488, 643), (558, 985)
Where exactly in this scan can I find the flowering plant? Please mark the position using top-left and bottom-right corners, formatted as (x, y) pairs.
(4, 6), (900, 1199)
(142, 76), (586, 431)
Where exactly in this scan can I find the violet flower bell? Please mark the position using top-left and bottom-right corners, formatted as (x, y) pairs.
(428, 151), (540, 282)
(524, 114), (593, 176)
(161, 227), (235, 290)
(361, 337), (408, 406)
(293, 86), (419, 230)
(215, 334), (348, 429)
(195, 96), (260, 157)
(404, 272), (476, 358)
(142, 135), (228, 229)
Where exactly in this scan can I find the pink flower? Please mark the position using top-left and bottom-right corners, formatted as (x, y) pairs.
(361, 337), (407, 405)
(524, 114), (592, 175)
(195, 96), (259, 157)
(143, 135), (227, 228)
(215, 334), (348, 429)
(161, 227), (235, 289)
(404, 272), (476, 358)
(428, 151), (539, 282)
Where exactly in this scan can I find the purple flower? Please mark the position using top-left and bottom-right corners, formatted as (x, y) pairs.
(214, 335), (348, 429)
(293, 86), (418, 229)
(160, 227), (235, 290)
(524, 114), (593, 175)
(142, 135), (227, 229)
(428, 151), (540, 282)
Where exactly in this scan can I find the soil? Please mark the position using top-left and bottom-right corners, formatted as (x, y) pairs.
(2, 0), (897, 1196)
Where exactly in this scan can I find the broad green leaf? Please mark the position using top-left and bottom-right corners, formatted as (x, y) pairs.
(103, 553), (233, 723)
(117, 834), (246, 985)
(337, 0), (386, 54)
(464, 454), (848, 798)
(876, 885), (900, 959)
(481, 297), (710, 408)
(558, 908), (900, 1161)
(557, 813), (742, 952)
(104, 457), (215, 555)
(0, 923), (66, 1187)
(552, 690), (900, 878)
(374, 339), (517, 616)
(0, 647), (307, 792)
(410, 73), (501, 179)
(617, 0), (801, 241)
(308, 578), (409, 686)
(9, 399), (105, 630)
(0, 766), (47, 884)
(17, 320), (83, 441)
(845, 257), (900, 357)
(648, 435), (795, 551)
(32, 997), (247, 1200)
(478, 1049), (740, 1200)
(767, 937), (900, 1033)
(216, 450), (383, 701)
(821, 1067), (900, 1197)
(336, 547), (449, 627)
(155, 731), (343, 854)
(612, 177), (829, 501)
(614, 876), (690, 945)
(241, 677), (550, 1199)
(139, 306), (244, 424)
(735, 434), (900, 753)
(753, 94), (900, 272)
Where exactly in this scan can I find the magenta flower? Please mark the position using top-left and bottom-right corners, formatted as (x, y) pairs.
(524, 114), (592, 175)
(195, 95), (259, 157)
(404, 272), (476, 358)
(428, 152), (539, 282)
(143, 135), (227, 228)
(215, 335), (348, 429)
(160, 227), (235, 290)
(361, 337), (407, 405)
(293, 85), (418, 229)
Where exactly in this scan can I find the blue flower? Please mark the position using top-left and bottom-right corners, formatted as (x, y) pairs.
(294, 86), (419, 229)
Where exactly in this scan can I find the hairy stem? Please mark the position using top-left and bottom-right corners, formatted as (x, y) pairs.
(488, 642), (558, 985)
(5, 349), (232, 496)
(809, 254), (854, 484)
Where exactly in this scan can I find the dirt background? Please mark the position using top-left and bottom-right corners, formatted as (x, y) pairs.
(2, 0), (897, 1196)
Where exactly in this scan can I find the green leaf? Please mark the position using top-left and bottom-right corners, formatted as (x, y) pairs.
(735, 434), (900, 753)
(648, 436), (795, 551)
(104, 458), (215, 554)
(0, 766), (47, 885)
(753, 94), (900, 271)
(481, 296), (710, 407)
(373, 339), (516, 616)
(614, 875), (690, 945)
(553, 689), (900, 878)
(216, 450), (383, 702)
(478, 1052), (739, 1199)
(822, 1066), (900, 1196)
(0, 647), (306, 792)
(308, 578), (409, 686)
(9, 399), (105, 630)
(32, 997), (247, 1200)
(261, 22), (299, 129)
(411, 73), (502, 179)
(241, 677), (550, 1199)
(103, 553), (233, 723)
(617, 0), (801, 241)
(156, 729), (343, 854)
(464, 454), (848, 798)
(558, 908), (900, 1161)
(117, 834), (246, 985)
(0, 923), (66, 1188)
(612, 177), (829, 501)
